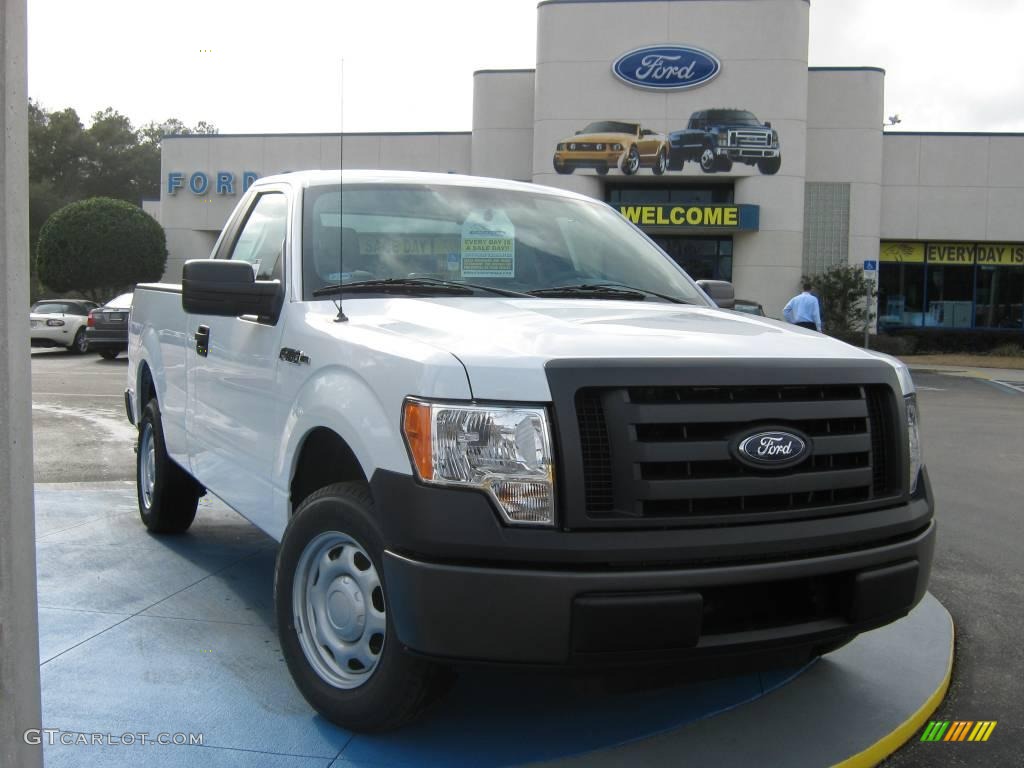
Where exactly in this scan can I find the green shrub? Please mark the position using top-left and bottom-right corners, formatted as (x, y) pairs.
(35, 197), (166, 301)
(804, 265), (876, 334)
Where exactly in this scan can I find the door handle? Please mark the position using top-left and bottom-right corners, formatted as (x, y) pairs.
(195, 325), (210, 357)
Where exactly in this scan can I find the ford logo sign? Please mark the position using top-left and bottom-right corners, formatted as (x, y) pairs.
(612, 45), (721, 91)
(734, 430), (809, 470)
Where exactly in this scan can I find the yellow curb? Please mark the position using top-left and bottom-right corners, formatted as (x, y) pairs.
(831, 617), (955, 768)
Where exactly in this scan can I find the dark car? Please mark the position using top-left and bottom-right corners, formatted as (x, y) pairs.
(87, 292), (133, 360)
(668, 109), (781, 174)
(733, 298), (766, 316)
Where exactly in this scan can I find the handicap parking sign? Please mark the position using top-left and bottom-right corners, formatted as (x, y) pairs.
(863, 260), (878, 271)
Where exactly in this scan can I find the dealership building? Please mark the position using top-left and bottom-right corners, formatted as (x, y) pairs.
(152, 0), (1024, 329)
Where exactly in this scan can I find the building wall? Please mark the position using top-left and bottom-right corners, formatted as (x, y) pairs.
(472, 70), (534, 181)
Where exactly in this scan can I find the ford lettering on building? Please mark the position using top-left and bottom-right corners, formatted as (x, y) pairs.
(612, 45), (721, 90)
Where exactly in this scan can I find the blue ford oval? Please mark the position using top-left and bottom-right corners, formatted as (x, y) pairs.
(612, 45), (721, 91)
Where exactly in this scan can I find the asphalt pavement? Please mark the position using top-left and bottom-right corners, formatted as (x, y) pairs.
(28, 349), (1024, 765)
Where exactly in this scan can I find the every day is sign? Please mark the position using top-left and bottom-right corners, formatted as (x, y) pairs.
(880, 241), (1024, 266)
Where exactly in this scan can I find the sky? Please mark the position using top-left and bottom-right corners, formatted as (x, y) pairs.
(26, 0), (1024, 135)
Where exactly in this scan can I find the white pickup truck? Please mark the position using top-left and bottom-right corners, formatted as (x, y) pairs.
(127, 170), (934, 731)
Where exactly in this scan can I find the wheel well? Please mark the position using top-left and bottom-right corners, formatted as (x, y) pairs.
(290, 428), (367, 513)
(139, 363), (156, 408)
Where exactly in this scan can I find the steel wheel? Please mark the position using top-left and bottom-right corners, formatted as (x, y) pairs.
(139, 421), (156, 509)
(700, 146), (717, 173)
(293, 531), (387, 690)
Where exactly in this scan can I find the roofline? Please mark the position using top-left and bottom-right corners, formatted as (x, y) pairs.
(884, 131), (1024, 137)
(162, 131), (472, 140)
(808, 66), (886, 75)
(474, 68), (536, 76)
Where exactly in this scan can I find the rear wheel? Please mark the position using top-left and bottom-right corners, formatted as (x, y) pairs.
(276, 482), (452, 731)
(137, 399), (202, 533)
(652, 147), (668, 175)
(98, 349), (119, 360)
(71, 327), (89, 354)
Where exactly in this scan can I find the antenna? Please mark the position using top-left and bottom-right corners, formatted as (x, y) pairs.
(335, 57), (348, 322)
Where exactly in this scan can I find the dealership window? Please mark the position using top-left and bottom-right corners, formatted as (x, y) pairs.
(878, 263), (925, 328)
(649, 236), (733, 281)
(975, 265), (1024, 329)
(606, 185), (734, 205)
(925, 264), (974, 328)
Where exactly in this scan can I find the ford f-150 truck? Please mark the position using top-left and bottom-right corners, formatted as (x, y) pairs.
(127, 170), (933, 732)
(668, 109), (781, 174)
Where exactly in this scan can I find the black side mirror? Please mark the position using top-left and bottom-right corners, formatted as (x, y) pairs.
(696, 279), (736, 310)
(182, 260), (282, 320)
(764, 121), (772, 129)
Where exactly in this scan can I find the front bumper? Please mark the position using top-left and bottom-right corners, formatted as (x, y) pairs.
(717, 146), (780, 160)
(553, 150), (621, 170)
(373, 469), (935, 666)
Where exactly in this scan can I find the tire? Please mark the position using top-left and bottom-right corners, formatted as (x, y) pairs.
(815, 635), (855, 656)
(716, 156), (734, 173)
(98, 349), (119, 360)
(137, 399), (202, 533)
(699, 144), (718, 173)
(276, 482), (452, 732)
(620, 145), (640, 175)
(71, 327), (89, 354)
(667, 152), (684, 172)
(552, 156), (573, 175)
(758, 155), (782, 175)
(596, 165), (610, 176)
(652, 147), (668, 175)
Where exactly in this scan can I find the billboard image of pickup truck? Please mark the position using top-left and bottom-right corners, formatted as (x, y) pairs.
(668, 109), (781, 174)
(552, 121), (669, 176)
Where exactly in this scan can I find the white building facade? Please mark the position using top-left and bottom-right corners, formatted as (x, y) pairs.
(156, 0), (1024, 331)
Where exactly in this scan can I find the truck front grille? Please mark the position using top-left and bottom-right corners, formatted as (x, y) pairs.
(546, 361), (908, 531)
(730, 130), (771, 147)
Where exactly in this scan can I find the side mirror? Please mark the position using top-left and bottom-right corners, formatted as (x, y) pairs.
(764, 121), (772, 129)
(182, 260), (282, 320)
(575, 130), (582, 135)
(696, 279), (735, 310)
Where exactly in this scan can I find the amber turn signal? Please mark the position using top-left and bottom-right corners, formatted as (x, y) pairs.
(402, 400), (433, 480)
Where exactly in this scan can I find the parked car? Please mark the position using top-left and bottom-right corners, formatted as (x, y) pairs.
(553, 121), (669, 175)
(87, 292), (134, 360)
(668, 109), (781, 174)
(129, 170), (932, 732)
(733, 298), (766, 316)
(29, 299), (98, 353)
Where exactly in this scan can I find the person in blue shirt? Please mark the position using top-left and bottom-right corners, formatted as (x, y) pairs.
(783, 281), (822, 331)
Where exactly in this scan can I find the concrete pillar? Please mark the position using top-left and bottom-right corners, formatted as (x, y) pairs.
(0, 0), (43, 765)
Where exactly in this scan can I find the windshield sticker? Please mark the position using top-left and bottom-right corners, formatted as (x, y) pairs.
(461, 210), (515, 278)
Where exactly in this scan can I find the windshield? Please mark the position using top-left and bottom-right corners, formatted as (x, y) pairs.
(580, 121), (638, 135)
(301, 183), (709, 305)
(707, 110), (762, 126)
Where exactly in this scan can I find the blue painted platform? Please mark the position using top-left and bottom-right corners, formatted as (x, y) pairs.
(35, 484), (809, 767)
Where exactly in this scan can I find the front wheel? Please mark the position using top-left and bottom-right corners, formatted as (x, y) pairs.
(620, 145), (640, 175)
(137, 399), (202, 533)
(699, 145), (718, 173)
(758, 155), (782, 175)
(276, 483), (452, 732)
(652, 148), (668, 175)
(552, 156), (573, 175)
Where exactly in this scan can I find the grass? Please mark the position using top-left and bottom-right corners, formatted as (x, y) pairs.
(898, 354), (1024, 371)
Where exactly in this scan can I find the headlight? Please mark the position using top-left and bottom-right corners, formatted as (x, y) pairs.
(771, 129), (779, 145)
(905, 394), (922, 494)
(402, 399), (555, 526)
(46, 318), (65, 327)
(595, 143), (604, 150)
(556, 143), (565, 151)
(612, 143), (623, 151)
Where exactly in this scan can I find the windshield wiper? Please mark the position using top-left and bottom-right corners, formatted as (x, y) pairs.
(527, 283), (691, 304)
(312, 277), (531, 299)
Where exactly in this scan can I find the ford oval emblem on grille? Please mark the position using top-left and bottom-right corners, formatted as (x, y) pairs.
(734, 430), (809, 470)
(612, 45), (721, 91)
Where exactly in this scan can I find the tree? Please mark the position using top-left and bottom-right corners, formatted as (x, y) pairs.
(35, 197), (167, 301)
(803, 264), (877, 334)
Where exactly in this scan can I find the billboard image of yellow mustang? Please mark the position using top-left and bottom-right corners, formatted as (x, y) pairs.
(553, 121), (669, 176)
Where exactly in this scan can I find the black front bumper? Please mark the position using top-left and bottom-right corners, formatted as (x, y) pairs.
(373, 469), (935, 666)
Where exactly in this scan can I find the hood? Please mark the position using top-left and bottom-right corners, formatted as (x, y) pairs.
(341, 297), (888, 401)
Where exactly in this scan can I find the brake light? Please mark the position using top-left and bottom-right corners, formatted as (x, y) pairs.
(87, 311), (96, 327)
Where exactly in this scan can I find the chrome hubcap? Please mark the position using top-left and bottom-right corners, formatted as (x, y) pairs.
(293, 532), (386, 689)
(139, 423), (156, 508)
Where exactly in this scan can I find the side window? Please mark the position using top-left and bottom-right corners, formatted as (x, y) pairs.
(228, 192), (288, 280)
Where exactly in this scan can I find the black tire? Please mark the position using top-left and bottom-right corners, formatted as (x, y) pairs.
(137, 399), (202, 533)
(652, 147), (668, 175)
(620, 145), (640, 175)
(71, 327), (89, 354)
(815, 635), (855, 656)
(699, 144), (718, 173)
(276, 482), (452, 732)
(758, 155), (782, 175)
(595, 165), (610, 176)
(552, 156), (573, 175)
(667, 152), (684, 172)
(716, 156), (734, 173)
(98, 349), (119, 360)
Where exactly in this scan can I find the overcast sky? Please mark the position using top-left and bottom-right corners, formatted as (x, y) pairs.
(26, 0), (1024, 135)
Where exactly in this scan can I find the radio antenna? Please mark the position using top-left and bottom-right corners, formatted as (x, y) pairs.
(334, 57), (348, 322)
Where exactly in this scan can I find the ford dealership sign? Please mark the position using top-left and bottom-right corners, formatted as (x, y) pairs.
(612, 45), (721, 91)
